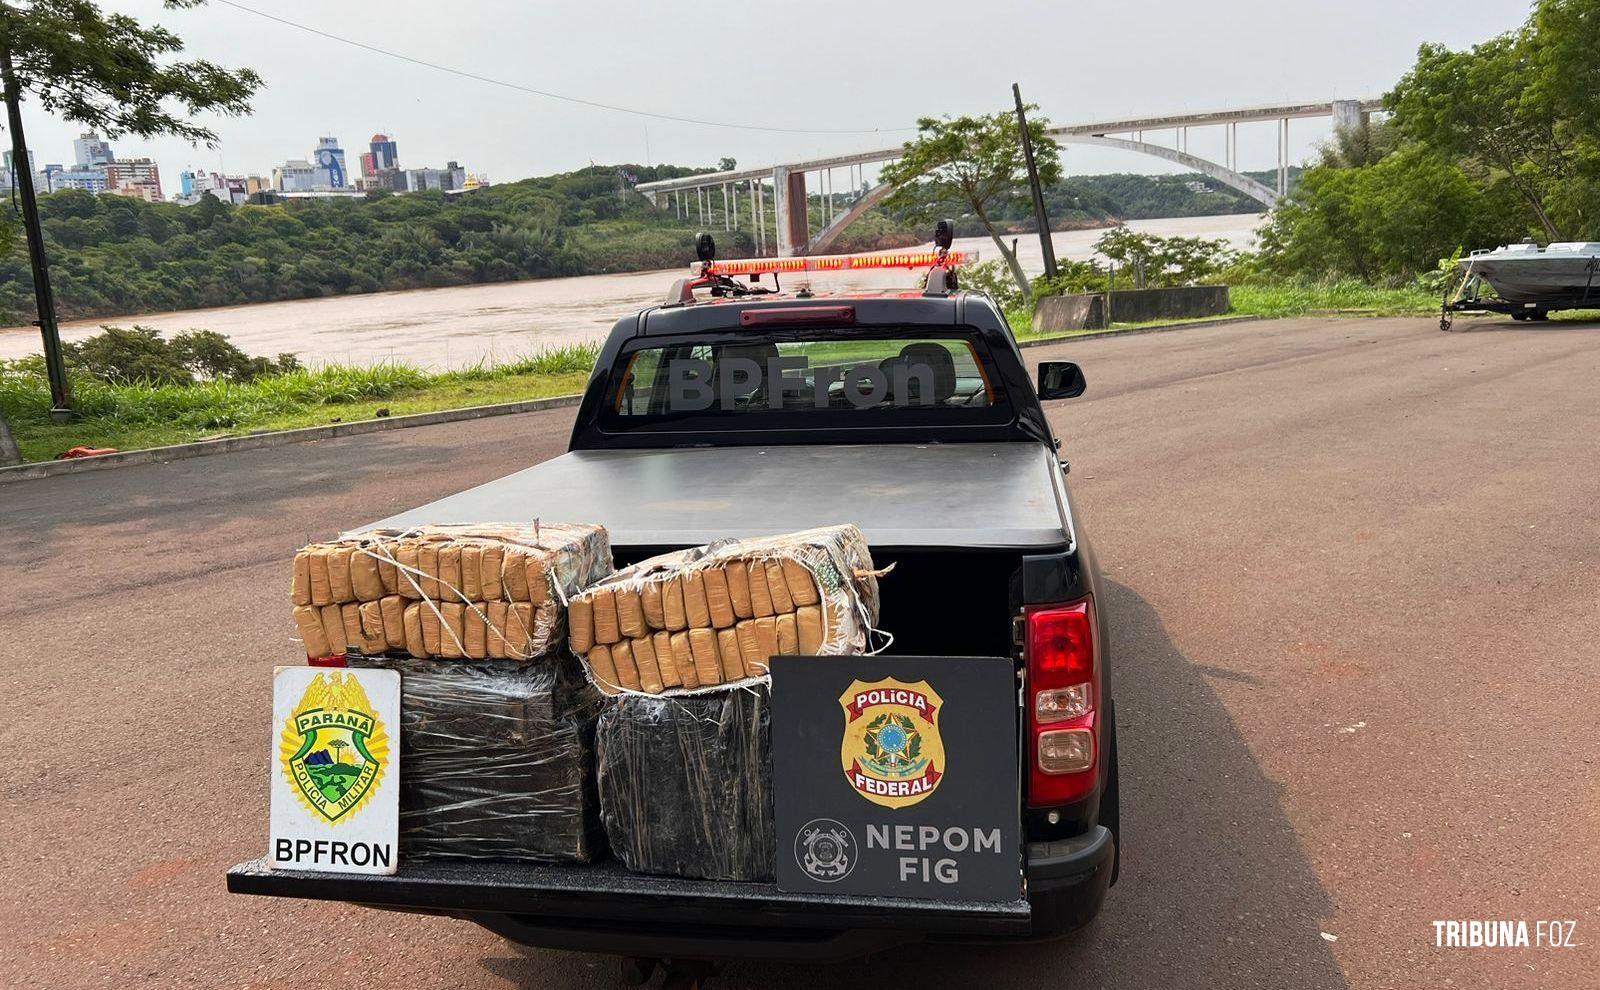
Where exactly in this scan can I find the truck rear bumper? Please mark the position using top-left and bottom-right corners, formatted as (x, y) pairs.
(226, 826), (1113, 961)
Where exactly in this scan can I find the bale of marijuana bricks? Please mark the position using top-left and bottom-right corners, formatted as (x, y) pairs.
(347, 653), (603, 863)
(594, 686), (773, 882)
(569, 524), (880, 695)
(290, 522), (612, 662)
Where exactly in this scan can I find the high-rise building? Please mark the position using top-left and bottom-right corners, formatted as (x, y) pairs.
(38, 164), (108, 193)
(312, 136), (348, 189)
(105, 158), (162, 200)
(369, 133), (398, 171)
(0, 149), (34, 191)
(73, 131), (114, 167)
(359, 152), (377, 178)
(273, 159), (321, 192)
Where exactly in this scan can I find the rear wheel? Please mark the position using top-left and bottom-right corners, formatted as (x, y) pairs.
(1529, 310), (1551, 321)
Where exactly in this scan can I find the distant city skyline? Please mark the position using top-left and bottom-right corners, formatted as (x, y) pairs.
(13, 0), (1530, 193)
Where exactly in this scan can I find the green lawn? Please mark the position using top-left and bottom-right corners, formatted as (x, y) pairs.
(1, 345), (596, 464)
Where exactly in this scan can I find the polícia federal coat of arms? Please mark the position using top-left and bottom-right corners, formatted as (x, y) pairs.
(279, 671), (389, 823)
(839, 677), (946, 809)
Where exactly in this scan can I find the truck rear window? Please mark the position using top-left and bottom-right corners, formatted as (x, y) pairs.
(604, 333), (1012, 430)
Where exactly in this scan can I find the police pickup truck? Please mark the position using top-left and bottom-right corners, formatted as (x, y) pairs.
(229, 227), (1119, 972)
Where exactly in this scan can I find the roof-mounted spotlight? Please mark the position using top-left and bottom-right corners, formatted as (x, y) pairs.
(934, 219), (954, 252)
(695, 232), (717, 264)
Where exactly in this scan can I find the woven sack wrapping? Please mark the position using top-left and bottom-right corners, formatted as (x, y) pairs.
(347, 653), (604, 862)
(289, 522), (612, 662)
(595, 685), (773, 881)
(567, 524), (881, 696)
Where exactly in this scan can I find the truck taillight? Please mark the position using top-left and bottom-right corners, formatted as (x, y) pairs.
(1026, 598), (1097, 807)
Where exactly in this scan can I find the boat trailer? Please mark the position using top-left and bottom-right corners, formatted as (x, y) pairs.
(1441, 258), (1599, 331)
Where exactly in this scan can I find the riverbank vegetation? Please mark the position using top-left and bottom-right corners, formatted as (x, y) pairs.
(1259, 0), (1598, 284)
(0, 330), (597, 463)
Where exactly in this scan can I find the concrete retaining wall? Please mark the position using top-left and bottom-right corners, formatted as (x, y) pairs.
(1033, 285), (1232, 333)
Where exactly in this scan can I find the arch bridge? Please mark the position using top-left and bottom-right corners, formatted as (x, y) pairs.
(635, 99), (1378, 257)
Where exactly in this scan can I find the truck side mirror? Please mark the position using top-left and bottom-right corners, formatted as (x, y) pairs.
(1037, 361), (1086, 400)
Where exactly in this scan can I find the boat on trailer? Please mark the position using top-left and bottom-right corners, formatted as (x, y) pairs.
(1441, 239), (1600, 330)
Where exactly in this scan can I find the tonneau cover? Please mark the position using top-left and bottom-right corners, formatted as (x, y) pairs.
(367, 442), (1073, 550)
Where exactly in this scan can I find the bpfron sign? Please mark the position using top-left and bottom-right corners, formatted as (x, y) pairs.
(269, 666), (399, 874)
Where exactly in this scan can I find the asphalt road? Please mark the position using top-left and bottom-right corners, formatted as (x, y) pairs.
(3, 315), (1597, 990)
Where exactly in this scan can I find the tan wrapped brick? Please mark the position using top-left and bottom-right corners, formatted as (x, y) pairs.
(641, 582), (665, 628)
(703, 567), (735, 628)
(350, 550), (383, 602)
(611, 640), (641, 692)
(417, 545), (440, 601)
(291, 552), (312, 606)
(652, 631), (681, 688)
(591, 588), (621, 644)
(460, 546), (483, 600)
(403, 603), (426, 657)
(293, 605), (331, 658)
(376, 543), (400, 596)
(716, 628), (744, 682)
(776, 612), (799, 656)
(307, 549), (333, 605)
(765, 560), (794, 613)
(781, 558), (820, 607)
(395, 544), (422, 599)
(502, 548), (530, 601)
(440, 602), (466, 658)
(688, 628), (721, 686)
(682, 570), (711, 628)
(616, 589), (647, 639)
(480, 546), (504, 600)
(357, 600), (388, 654)
(662, 576), (687, 631)
(327, 547), (354, 603)
(631, 636), (665, 694)
(748, 560), (774, 617)
(752, 616), (780, 675)
(526, 552), (551, 605)
(508, 602), (535, 658)
(421, 604), (442, 655)
(436, 546), (463, 601)
(796, 605), (823, 654)
(588, 644), (621, 696)
(726, 560), (754, 619)
(319, 604), (347, 655)
(736, 621), (764, 677)
(569, 597), (595, 653)
(669, 632), (699, 690)
(464, 606), (488, 659)
(340, 604), (364, 653)
(379, 595), (407, 651)
(486, 601), (509, 659)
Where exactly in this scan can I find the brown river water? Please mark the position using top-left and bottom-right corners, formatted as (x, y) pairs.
(0, 214), (1263, 371)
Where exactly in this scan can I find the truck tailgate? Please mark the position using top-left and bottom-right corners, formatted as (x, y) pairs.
(362, 442), (1073, 550)
(226, 857), (1031, 935)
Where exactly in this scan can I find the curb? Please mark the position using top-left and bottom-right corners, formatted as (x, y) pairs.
(0, 393), (585, 484)
(1016, 314), (1265, 349)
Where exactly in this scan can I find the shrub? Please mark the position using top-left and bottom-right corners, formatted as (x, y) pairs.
(62, 325), (299, 386)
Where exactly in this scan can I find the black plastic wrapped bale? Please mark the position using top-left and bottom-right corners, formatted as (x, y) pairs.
(595, 686), (774, 881)
(348, 654), (602, 863)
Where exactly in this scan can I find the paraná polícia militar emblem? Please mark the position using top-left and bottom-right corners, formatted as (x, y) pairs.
(280, 671), (389, 823)
(839, 678), (946, 808)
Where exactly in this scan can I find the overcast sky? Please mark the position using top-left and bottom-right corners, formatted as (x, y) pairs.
(15, 0), (1532, 188)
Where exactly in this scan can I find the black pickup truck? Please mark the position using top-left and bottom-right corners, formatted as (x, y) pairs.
(229, 248), (1119, 966)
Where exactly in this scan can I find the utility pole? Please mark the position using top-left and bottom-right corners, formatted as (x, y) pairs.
(2, 32), (73, 421)
(1013, 82), (1057, 281)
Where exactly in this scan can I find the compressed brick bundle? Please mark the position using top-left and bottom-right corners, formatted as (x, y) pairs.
(289, 523), (612, 662)
(347, 653), (604, 863)
(567, 525), (881, 695)
(595, 686), (773, 881)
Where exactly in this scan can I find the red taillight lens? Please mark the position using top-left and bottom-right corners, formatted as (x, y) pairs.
(739, 306), (855, 327)
(1026, 598), (1098, 807)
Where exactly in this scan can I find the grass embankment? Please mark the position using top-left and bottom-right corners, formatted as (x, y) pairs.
(1008, 280), (1443, 344)
(0, 343), (597, 464)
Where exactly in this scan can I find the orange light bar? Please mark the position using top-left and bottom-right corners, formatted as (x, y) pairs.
(701, 249), (979, 277)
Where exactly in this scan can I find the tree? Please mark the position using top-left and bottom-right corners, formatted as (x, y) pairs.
(879, 109), (1060, 300)
(328, 740), (350, 766)
(1386, 30), (1567, 239)
(1, 0), (261, 415)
